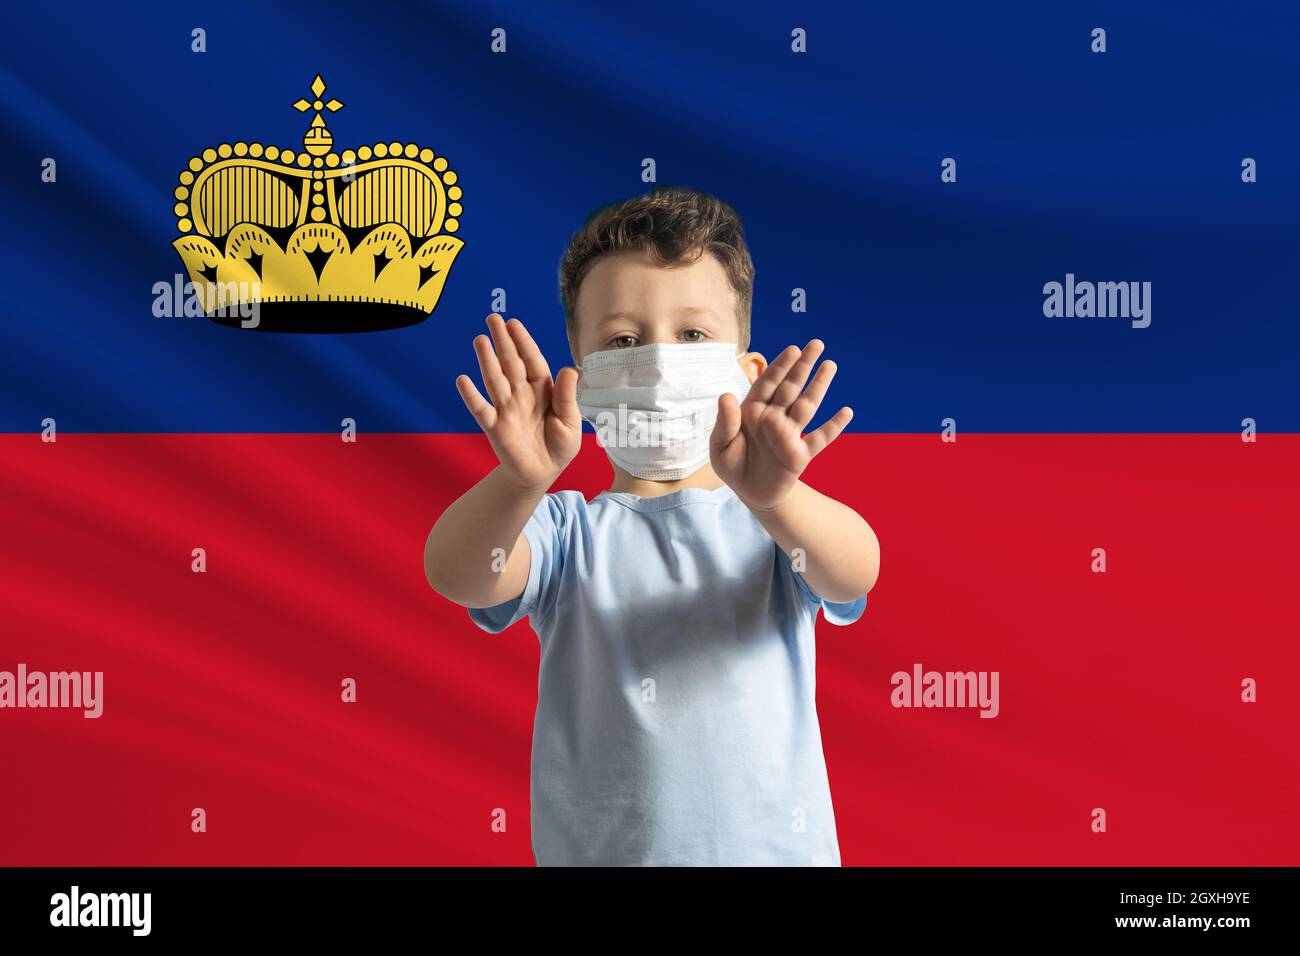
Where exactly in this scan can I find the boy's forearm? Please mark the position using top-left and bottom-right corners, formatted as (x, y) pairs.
(424, 465), (545, 607)
(741, 481), (879, 603)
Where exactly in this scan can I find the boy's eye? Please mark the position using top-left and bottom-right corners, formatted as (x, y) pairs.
(609, 335), (639, 348)
(681, 328), (707, 343)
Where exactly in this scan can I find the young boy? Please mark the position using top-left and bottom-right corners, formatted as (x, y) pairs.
(424, 188), (880, 866)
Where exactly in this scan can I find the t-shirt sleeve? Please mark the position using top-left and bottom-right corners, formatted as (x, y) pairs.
(466, 492), (569, 634)
(778, 545), (868, 626)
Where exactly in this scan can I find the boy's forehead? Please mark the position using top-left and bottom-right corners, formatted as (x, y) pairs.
(576, 250), (739, 323)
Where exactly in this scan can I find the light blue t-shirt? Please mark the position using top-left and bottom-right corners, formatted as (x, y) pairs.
(468, 484), (866, 866)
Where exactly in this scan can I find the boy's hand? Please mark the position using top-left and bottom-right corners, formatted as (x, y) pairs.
(710, 339), (853, 512)
(456, 314), (582, 493)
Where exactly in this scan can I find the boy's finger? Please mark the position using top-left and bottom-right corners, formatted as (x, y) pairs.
(747, 344), (800, 404)
(473, 333), (512, 405)
(507, 318), (553, 384)
(487, 313), (527, 386)
(788, 359), (836, 430)
(456, 374), (498, 431)
(771, 339), (825, 410)
(803, 406), (853, 458)
(551, 366), (582, 425)
(711, 391), (743, 452)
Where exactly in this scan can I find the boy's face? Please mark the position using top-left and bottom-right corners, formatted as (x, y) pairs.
(573, 250), (763, 384)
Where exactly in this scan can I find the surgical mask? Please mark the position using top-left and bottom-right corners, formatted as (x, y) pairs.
(576, 341), (752, 481)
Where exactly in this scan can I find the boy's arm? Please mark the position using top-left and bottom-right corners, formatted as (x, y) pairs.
(423, 314), (581, 609)
(744, 481), (879, 604)
(711, 338), (880, 603)
(423, 467), (544, 609)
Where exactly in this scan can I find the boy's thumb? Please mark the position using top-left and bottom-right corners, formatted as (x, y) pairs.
(712, 392), (741, 451)
(552, 367), (582, 423)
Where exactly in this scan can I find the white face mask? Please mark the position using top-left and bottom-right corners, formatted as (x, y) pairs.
(575, 341), (752, 481)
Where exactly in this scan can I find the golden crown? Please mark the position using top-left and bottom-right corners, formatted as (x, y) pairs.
(171, 75), (464, 332)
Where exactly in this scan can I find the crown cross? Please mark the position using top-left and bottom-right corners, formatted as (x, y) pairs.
(292, 75), (344, 155)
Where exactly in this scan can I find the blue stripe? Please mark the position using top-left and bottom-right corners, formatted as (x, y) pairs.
(1, 0), (1296, 432)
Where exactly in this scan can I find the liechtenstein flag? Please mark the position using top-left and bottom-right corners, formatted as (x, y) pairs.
(1, 0), (1297, 868)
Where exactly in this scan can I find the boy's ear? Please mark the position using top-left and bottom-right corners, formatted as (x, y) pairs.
(738, 351), (767, 385)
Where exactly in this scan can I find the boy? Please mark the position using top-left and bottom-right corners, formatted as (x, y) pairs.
(424, 188), (880, 866)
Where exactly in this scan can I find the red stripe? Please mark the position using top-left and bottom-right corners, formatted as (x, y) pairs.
(1, 434), (1296, 865)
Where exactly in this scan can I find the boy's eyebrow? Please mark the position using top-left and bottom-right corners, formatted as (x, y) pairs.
(600, 306), (719, 321)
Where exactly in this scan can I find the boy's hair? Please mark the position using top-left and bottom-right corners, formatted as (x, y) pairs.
(559, 187), (755, 359)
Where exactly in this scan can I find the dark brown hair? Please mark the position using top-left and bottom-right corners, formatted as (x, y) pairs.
(559, 187), (755, 358)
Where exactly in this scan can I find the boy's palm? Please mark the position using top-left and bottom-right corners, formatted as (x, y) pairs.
(710, 340), (853, 511)
(456, 314), (582, 491)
